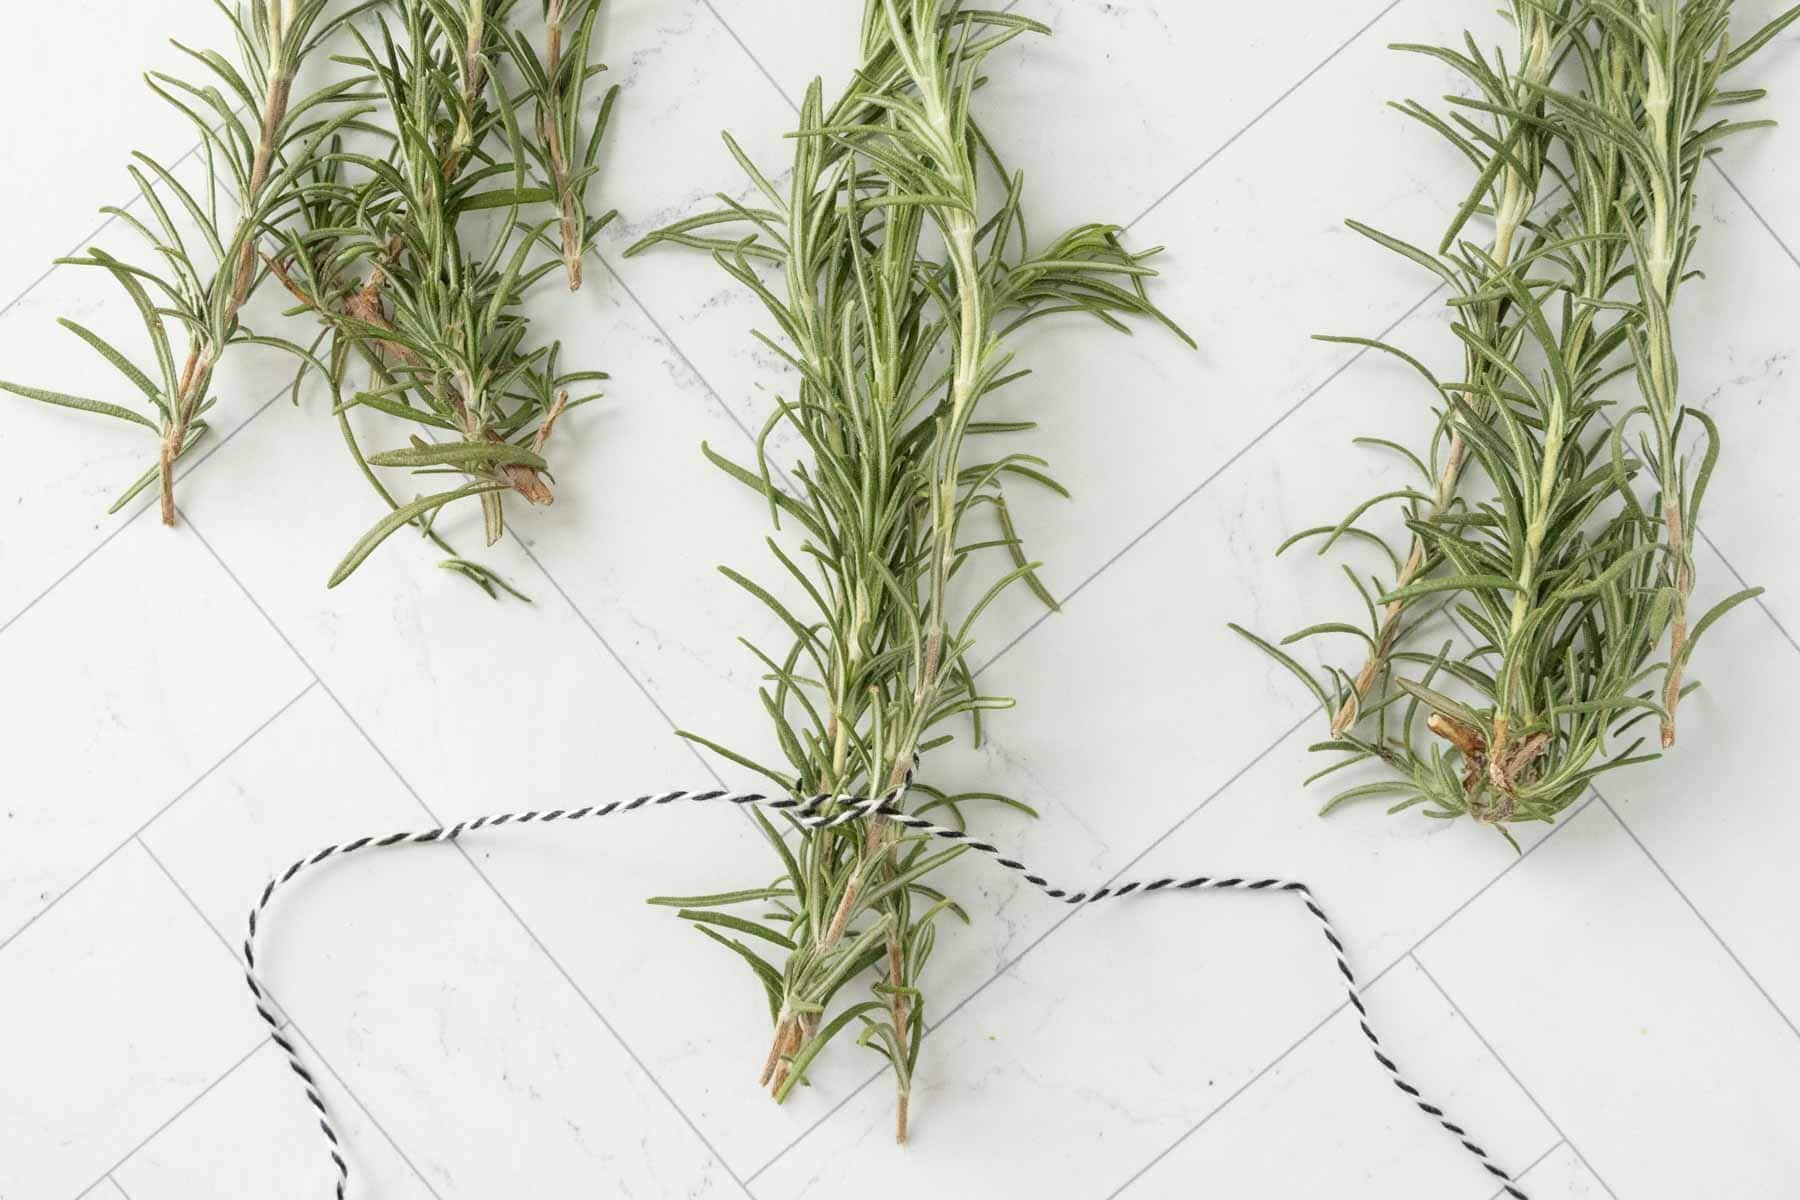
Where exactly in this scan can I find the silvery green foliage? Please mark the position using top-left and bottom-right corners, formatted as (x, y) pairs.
(273, 0), (616, 592)
(1241, 0), (1797, 839)
(0, 1), (378, 525)
(0, 1), (617, 594)
(630, 0), (1189, 1131)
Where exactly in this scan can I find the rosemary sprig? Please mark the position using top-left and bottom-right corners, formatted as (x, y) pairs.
(268, 0), (614, 589)
(505, 0), (618, 290)
(1546, 0), (1800, 745)
(0, 0), (373, 526)
(629, 0), (1188, 1139)
(1320, 0), (1571, 736)
(1240, 0), (1795, 833)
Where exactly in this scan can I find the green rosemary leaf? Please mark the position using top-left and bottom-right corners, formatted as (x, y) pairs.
(676, 909), (798, 951)
(1724, 3), (1800, 69)
(327, 481), (508, 588)
(437, 557), (531, 601)
(1229, 624), (1331, 711)
(690, 924), (786, 1022)
(53, 318), (164, 404)
(646, 887), (795, 909)
(365, 442), (549, 470)
(771, 1002), (887, 1103)
(1378, 573), (1520, 604)
(1673, 586), (1765, 669)
(0, 380), (161, 432)
(458, 186), (557, 210)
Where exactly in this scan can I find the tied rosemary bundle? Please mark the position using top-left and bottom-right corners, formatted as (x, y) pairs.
(628, 0), (1188, 1139)
(1240, 0), (1796, 834)
(0, 0), (371, 527)
(1, 0), (618, 594)
(268, 0), (618, 590)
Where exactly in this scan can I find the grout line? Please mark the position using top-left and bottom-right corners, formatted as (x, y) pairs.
(0, 679), (317, 956)
(589, 249), (799, 494)
(136, 836), (289, 1033)
(71, 1036), (267, 1200)
(135, 834), (450, 1200)
(1688, 162), (1800, 656)
(0, 124), (219, 323)
(107, 1173), (134, 1199)
(1711, 160), (1800, 269)
(1098, 954), (1417, 1200)
(1124, 0), (1406, 231)
(504, 528), (733, 788)
(175, 510), (756, 1198)
(1411, 952), (1618, 1200)
(1594, 789), (1800, 1043)
(283, 1018), (451, 1200)
(1485, 1139), (1565, 1200)
(1693, 526), (1800, 656)
(698, 0), (798, 113)
(1591, 405), (1798, 662)
(0, 380), (294, 637)
(972, 280), (1444, 678)
(1087, 798), (1598, 1200)
(1093, 793), (1600, 1200)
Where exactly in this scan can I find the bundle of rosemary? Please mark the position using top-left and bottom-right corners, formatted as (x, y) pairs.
(628, 0), (1188, 1140)
(1241, 0), (1796, 833)
(1, 0), (618, 594)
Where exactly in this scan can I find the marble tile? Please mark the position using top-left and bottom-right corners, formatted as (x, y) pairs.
(140, 686), (747, 1198)
(1418, 803), (1800, 1198)
(1509, 1143), (1614, 1200)
(0, 4), (236, 301)
(4, 1), (1800, 1197)
(702, 0), (874, 109)
(1671, 175), (1800, 636)
(0, 512), (309, 943)
(0, 844), (265, 1199)
(972, 0), (1403, 234)
(503, 238), (802, 772)
(1112, 959), (1556, 1200)
(1710, 0), (1800, 257)
(113, 1031), (436, 1200)
(1572, 544), (1800, 1028)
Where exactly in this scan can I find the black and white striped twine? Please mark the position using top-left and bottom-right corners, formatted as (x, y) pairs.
(243, 783), (1527, 1199)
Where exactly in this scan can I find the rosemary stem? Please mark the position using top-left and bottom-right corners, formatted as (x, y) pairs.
(1328, 12), (1554, 735)
(541, 0), (583, 289)
(1329, 204), (1524, 736)
(159, 51), (300, 526)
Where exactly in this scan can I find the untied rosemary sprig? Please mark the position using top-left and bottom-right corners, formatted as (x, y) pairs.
(0, 0), (376, 526)
(265, 0), (615, 590)
(1538, 0), (1800, 746)
(1238, 0), (1797, 834)
(1310, 0), (1570, 738)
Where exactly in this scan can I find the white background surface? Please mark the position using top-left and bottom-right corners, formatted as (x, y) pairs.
(2, 2), (1798, 1198)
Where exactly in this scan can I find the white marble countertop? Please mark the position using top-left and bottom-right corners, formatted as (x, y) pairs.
(4, 2), (1799, 1198)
